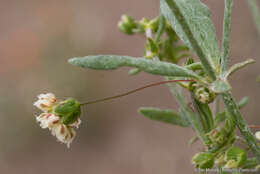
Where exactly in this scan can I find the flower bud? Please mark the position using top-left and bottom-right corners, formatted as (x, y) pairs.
(224, 146), (247, 168)
(215, 153), (226, 165)
(118, 15), (136, 35)
(54, 98), (81, 125)
(137, 18), (149, 32)
(255, 131), (260, 141)
(208, 128), (228, 145)
(194, 86), (215, 104)
(148, 18), (159, 32)
(192, 152), (215, 169)
(145, 38), (158, 58)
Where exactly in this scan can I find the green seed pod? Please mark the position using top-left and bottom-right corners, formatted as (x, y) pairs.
(224, 146), (247, 168)
(192, 152), (215, 169)
(118, 15), (136, 35)
(54, 98), (81, 125)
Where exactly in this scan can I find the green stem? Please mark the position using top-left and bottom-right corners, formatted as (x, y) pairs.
(215, 96), (220, 116)
(167, 80), (209, 145)
(221, 92), (260, 162)
(221, 0), (233, 73)
(248, 0), (260, 37)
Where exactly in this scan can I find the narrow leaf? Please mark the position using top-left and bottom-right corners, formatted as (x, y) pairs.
(69, 55), (205, 82)
(139, 107), (189, 127)
(221, 0), (233, 72)
(247, 0), (260, 37)
(160, 0), (220, 80)
(225, 59), (255, 78)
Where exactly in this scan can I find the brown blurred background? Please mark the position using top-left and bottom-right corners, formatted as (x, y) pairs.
(0, 0), (260, 173)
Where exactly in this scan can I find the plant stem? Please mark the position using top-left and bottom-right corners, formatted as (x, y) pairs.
(221, 0), (233, 73)
(248, 0), (260, 37)
(81, 79), (194, 105)
(249, 125), (260, 129)
(167, 82), (209, 144)
(221, 92), (260, 162)
(215, 96), (220, 116)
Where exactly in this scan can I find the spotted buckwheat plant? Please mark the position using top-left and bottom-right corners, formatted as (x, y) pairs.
(35, 0), (260, 173)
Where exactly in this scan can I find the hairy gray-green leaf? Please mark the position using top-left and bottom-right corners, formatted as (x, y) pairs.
(139, 107), (189, 127)
(225, 59), (255, 78)
(160, 0), (220, 80)
(210, 78), (231, 93)
(69, 55), (205, 82)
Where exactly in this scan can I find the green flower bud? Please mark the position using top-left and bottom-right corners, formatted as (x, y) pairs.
(184, 58), (195, 66)
(54, 98), (81, 125)
(118, 15), (136, 35)
(224, 146), (247, 168)
(194, 86), (215, 104)
(137, 18), (149, 32)
(192, 152), (215, 169)
(149, 17), (159, 32)
(208, 128), (228, 145)
(145, 38), (158, 58)
(215, 153), (226, 166)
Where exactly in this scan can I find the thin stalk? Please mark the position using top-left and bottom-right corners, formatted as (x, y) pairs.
(248, 125), (260, 129)
(167, 80), (209, 145)
(221, 92), (260, 162)
(191, 94), (214, 132)
(215, 96), (220, 116)
(221, 0), (233, 73)
(81, 79), (194, 105)
(248, 0), (260, 37)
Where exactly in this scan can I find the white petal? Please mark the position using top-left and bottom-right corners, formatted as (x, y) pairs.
(34, 93), (56, 111)
(69, 118), (82, 129)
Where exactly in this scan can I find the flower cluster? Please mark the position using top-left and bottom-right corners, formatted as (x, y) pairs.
(34, 93), (81, 148)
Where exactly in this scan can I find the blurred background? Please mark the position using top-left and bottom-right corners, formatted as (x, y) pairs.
(0, 0), (260, 173)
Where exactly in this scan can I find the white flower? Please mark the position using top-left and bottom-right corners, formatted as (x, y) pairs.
(34, 93), (81, 148)
(52, 124), (76, 148)
(34, 93), (56, 112)
(36, 113), (60, 129)
(255, 131), (260, 141)
(69, 118), (82, 128)
(35, 113), (78, 148)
